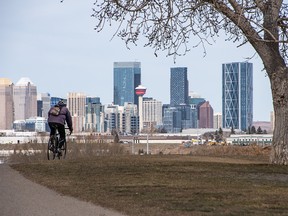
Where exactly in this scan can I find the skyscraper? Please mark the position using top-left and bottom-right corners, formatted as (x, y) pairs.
(123, 102), (139, 134)
(143, 97), (163, 128)
(170, 67), (189, 106)
(67, 92), (86, 133)
(163, 107), (182, 133)
(13, 77), (37, 121)
(104, 104), (120, 133)
(0, 78), (14, 129)
(113, 62), (141, 106)
(222, 62), (253, 131)
(188, 92), (206, 128)
(37, 93), (51, 119)
(85, 96), (102, 132)
(198, 101), (214, 128)
(213, 112), (222, 129)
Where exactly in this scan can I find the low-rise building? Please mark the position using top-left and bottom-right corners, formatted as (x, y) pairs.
(226, 134), (273, 146)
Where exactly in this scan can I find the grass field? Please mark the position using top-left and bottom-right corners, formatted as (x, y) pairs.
(8, 144), (288, 216)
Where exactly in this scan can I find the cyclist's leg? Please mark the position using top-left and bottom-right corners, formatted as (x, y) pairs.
(48, 123), (57, 142)
(47, 123), (57, 159)
(58, 124), (66, 149)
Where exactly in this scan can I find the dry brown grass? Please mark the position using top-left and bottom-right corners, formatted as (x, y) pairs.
(4, 142), (127, 163)
(9, 144), (288, 216)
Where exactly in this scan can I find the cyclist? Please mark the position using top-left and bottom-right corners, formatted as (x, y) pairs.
(48, 100), (73, 154)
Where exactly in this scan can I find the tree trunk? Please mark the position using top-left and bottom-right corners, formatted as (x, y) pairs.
(269, 66), (288, 164)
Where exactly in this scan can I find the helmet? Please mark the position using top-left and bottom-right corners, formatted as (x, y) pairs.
(57, 100), (66, 106)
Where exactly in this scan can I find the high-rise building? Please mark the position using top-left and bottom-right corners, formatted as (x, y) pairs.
(222, 62), (253, 131)
(67, 92), (86, 133)
(170, 67), (189, 106)
(37, 100), (43, 117)
(143, 97), (163, 129)
(188, 92), (206, 128)
(104, 104), (120, 133)
(0, 78), (14, 129)
(104, 103), (139, 134)
(25, 117), (46, 132)
(198, 101), (214, 128)
(177, 104), (194, 129)
(37, 93), (51, 119)
(163, 107), (182, 133)
(113, 62), (141, 106)
(213, 113), (222, 129)
(13, 77), (37, 121)
(85, 97), (102, 132)
(123, 102), (139, 134)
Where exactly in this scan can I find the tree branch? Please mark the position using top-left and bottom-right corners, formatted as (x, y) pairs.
(112, 0), (150, 12)
(253, 0), (265, 11)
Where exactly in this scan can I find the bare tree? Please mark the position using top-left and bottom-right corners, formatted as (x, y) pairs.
(90, 0), (288, 164)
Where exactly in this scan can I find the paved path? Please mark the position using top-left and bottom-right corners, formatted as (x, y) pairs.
(0, 164), (127, 216)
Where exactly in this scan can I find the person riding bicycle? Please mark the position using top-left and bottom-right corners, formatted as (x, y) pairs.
(48, 100), (73, 153)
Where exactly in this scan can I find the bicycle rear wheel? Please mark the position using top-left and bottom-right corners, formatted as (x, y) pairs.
(47, 136), (56, 160)
(61, 140), (67, 159)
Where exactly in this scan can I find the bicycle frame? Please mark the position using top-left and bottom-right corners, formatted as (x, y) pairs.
(47, 126), (68, 160)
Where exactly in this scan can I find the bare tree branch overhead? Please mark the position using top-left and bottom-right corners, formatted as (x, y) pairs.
(92, 1), (288, 59)
(90, 0), (288, 164)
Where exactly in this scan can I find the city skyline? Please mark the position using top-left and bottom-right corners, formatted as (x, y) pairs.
(0, 1), (273, 121)
(2, 69), (267, 124)
(0, 75), (271, 133)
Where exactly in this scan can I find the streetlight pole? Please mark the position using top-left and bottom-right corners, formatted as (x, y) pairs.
(146, 131), (149, 154)
(132, 136), (135, 155)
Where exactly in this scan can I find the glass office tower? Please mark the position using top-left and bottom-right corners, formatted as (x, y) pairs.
(85, 97), (102, 132)
(222, 62), (253, 131)
(170, 67), (189, 106)
(113, 62), (141, 106)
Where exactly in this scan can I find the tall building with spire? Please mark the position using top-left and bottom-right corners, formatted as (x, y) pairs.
(13, 77), (37, 121)
(222, 62), (253, 131)
(113, 62), (141, 106)
(0, 78), (14, 129)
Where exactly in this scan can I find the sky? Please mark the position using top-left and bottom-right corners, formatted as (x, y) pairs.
(0, 0), (273, 121)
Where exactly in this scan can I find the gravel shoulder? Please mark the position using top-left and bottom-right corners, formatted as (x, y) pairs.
(0, 164), (126, 216)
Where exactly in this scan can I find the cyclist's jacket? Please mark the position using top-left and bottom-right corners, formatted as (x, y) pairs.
(48, 105), (73, 130)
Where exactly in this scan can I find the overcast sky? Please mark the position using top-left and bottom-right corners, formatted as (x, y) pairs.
(0, 0), (273, 121)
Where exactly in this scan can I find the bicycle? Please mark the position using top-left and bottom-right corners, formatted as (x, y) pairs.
(47, 126), (68, 160)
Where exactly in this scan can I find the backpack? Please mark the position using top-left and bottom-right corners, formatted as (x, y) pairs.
(49, 106), (61, 116)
